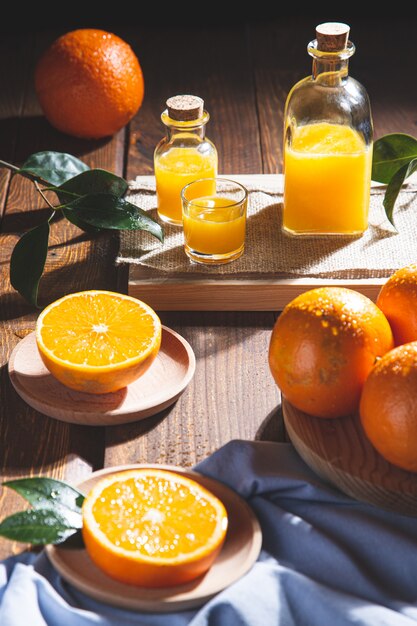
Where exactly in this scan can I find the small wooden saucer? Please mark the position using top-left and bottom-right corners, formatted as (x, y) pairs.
(282, 397), (417, 516)
(8, 327), (195, 426)
(46, 464), (262, 612)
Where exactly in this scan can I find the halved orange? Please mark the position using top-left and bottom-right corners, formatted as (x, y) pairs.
(35, 290), (161, 394)
(81, 468), (228, 587)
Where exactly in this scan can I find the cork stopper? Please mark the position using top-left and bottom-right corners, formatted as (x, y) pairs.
(316, 22), (350, 52)
(166, 95), (204, 121)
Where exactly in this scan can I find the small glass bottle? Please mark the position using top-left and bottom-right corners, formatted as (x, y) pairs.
(154, 95), (218, 226)
(283, 22), (373, 236)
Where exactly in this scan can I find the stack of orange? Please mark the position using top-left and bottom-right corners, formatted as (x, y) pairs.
(360, 264), (417, 472)
(268, 263), (417, 473)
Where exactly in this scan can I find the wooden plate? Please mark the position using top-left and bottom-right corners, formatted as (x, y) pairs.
(46, 464), (262, 613)
(8, 327), (195, 426)
(282, 397), (417, 516)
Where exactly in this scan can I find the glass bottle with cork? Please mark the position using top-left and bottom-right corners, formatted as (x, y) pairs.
(154, 95), (218, 226)
(283, 22), (373, 236)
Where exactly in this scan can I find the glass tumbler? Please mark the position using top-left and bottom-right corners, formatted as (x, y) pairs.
(181, 178), (248, 265)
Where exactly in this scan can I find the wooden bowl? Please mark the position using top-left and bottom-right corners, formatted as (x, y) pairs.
(282, 397), (417, 516)
(9, 327), (195, 425)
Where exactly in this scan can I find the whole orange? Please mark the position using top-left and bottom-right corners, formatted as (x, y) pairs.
(360, 343), (417, 472)
(35, 29), (144, 139)
(376, 264), (417, 346)
(269, 287), (394, 418)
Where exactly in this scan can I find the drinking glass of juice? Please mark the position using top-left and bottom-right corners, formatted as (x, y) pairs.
(154, 95), (217, 226)
(181, 178), (248, 264)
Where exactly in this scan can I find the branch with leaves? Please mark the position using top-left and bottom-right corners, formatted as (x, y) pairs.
(0, 151), (164, 307)
(372, 133), (417, 226)
(2, 136), (416, 308)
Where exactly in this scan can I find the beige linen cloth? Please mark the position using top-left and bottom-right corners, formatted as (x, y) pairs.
(117, 174), (417, 278)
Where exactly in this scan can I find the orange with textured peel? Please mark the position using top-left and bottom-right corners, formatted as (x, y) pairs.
(269, 287), (394, 418)
(360, 342), (417, 472)
(376, 263), (417, 346)
(35, 29), (144, 139)
(35, 290), (161, 394)
(82, 468), (228, 587)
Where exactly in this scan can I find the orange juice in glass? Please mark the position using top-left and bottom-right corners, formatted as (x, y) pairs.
(181, 178), (248, 264)
(154, 95), (217, 226)
(283, 122), (372, 235)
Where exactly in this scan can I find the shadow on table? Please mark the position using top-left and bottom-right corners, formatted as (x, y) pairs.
(0, 292), (33, 322)
(0, 363), (105, 472)
(1, 208), (54, 233)
(256, 404), (288, 443)
(104, 405), (173, 447)
(0, 115), (112, 164)
(130, 202), (359, 279)
(158, 311), (277, 360)
(0, 232), (119, 321)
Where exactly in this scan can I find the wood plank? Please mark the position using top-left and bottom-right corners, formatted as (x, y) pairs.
(350, 19), (417, 138)
(103, 23), (277, 469)
(104, 311), (279, 467)
(0, 35), (34, 220)
(0, 30), (125, 558)
(249, 17), (310, 174)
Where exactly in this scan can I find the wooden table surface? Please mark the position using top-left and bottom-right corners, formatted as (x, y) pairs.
(0, 17), (415, 559)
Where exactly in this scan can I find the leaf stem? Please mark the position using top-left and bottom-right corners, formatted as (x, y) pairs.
(45, 187), (80, 197)
(0, 159), (51, 186)
(34, 181), (57, 212)
(0, 159), (20, 173)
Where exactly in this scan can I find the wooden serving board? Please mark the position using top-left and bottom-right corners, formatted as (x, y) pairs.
(126, 173), (392, 311)
(129, 273), (385, 312)
(282, 397), (417, 516)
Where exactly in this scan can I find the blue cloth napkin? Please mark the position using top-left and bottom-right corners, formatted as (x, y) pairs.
(1, 440), (417, 625)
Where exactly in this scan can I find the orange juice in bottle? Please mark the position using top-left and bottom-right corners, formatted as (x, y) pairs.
(154, 95), (217, 226)
(283, 23), (373, 235)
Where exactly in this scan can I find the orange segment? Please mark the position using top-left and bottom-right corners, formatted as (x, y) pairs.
(81, 469), (228, 587)
(36, 291), (161, 394)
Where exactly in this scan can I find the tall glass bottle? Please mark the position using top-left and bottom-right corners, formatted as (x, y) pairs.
(283, 22), (373, 235)
(154, 95), (218, 226)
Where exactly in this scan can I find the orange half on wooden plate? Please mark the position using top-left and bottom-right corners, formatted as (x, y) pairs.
(82, 468), (229, 587)
(35, 290), (162, 394)
(46, 464), (262, 612)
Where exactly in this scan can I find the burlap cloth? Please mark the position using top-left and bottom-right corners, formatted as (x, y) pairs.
(117, 174), (417, 278)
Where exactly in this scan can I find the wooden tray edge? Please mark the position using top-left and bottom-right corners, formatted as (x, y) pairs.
(128, 276), (385, 311)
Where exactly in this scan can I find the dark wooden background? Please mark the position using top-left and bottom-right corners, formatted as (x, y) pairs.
(0, 17), (415, 558)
